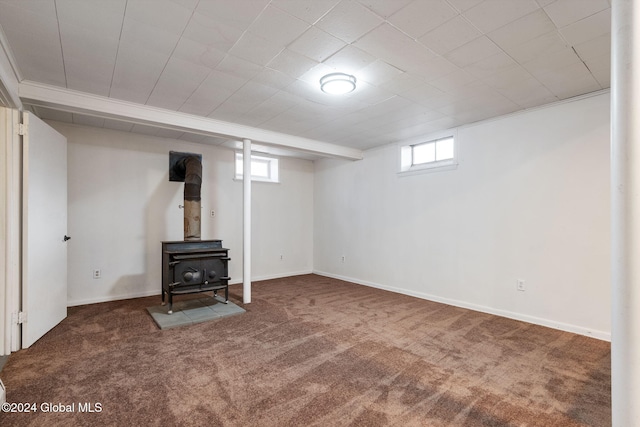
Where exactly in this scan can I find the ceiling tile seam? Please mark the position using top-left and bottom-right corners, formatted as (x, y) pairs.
(547, 9), (608, 91)
(174, 1), (285, 117)
(142, 0), (202, 106)
(108, 0), (128, 99)
(53, 0), (68, 89)
(458, 5), (561, 104)
(269, 0), (339, 26)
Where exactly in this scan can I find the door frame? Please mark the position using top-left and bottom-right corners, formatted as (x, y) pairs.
(1, 106), (21, 355)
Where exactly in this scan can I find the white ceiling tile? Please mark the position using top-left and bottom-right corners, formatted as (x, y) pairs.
(495, 77), (556, 106)
(522, 47), (581, 77)
(558, 9), (611, 46)
(406, 57), (460, 82)
(240, 92), (300, 126)
(378, 72), (429, 94)
(211, 82), (279, 121)
(463, 0), (540, 33)
(444, 36), (503, 68)
(195, 0), (269, 30)
(182, 12), (244, 51)
(356, 0), (413, 18)
(397, 82), (446, 107)
(172, 37), (225, 69)
(120, 18), (181, 56)
(271, 0), (340, 24)
(180, 133), (206, 143)
(353, 23), (415, 71)
(288, 27), (346, 62)
(56, 0), (126, 35)
(252, 68), (296, 90)
(346, 81), (395, 105)
(396, 41), (439, 74)
(532, 61), (600, 99)
(34, 106), (74, 123)
(323, 45), (376, 73)
(64, 55), (115, 96)
(585, 54), (610, 88)
(488, 9), (557, 50)
(464, 51), (518, 79)
(125, 0), (194, 35)
(359, 60), (404, 85)
(428, 69), (477, 93)
(109, 47), (169, 103)
(248, 4), (310, 46)
(502, 31), (568, 63)
(315, 0), (383, 43)
(155, 128), (185, 140)
(0, 0), (57, 15)
(535, 0), (556, 7)
(146, 57), (211, 110)
(229, 31), (283, 66)
(58, 21), (119, 95)
(102, 119), (135, 132)
(0, 4), (66, 85)
(72, 114), (105, 128)
(482, 65), (534, 91)
(573, 32), (610, 62)
(418, 16), (482, 56)
(216, 55), (264, 81)
(544, 0), (609, 28)
(388, 0), (458, 39)
(267, 49), (319, 78)
(298, 63), (336, 85)
(0, 0), (612, 152)
(446, 0), (484, 12)
(179, 70), (245, 116)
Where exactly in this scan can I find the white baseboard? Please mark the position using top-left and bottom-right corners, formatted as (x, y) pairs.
(313, 270), (611, 342)
(67, 289), (160, 307)
(67, 270), (314, 307)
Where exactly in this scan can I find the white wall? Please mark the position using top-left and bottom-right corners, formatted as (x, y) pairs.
(314, 92), (611, 340)
(50, 122), (314, 306)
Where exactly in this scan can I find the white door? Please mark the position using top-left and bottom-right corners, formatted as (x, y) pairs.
(22, 112), (67, 348)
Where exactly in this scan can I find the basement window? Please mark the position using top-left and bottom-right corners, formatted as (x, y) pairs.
(399, 134), (457, 175)
(235, 153), (279, 183)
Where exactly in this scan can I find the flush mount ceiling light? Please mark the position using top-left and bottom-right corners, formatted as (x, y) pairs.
(320, 72), (356, 95)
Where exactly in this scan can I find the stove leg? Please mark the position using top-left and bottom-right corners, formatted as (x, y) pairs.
(224, 286), (229, 304)
(161, 291), (166, 305)
(168, 294), (173, 314)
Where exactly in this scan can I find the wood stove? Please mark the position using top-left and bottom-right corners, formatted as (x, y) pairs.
(161, 240), (230, 314)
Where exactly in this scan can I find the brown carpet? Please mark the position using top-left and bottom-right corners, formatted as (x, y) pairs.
(0, 274), (610, 426)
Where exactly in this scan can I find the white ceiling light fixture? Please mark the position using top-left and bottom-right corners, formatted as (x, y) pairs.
(320, 73), (356, 95)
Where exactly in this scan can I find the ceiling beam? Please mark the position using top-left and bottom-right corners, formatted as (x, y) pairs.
(18, 80), (363, 161)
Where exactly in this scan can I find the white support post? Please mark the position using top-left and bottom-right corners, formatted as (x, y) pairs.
(243, 139), (251, 304)
(611, 0), (640, 424)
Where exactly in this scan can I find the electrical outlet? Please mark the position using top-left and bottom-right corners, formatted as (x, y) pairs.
(341, 256), (346, 263)
(93, 269), (101, 279)
(210, 210), (215, 218)
(280, 254), (283, 260)
(517, 279), (525, 291)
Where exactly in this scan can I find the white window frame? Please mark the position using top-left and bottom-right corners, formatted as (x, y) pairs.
(398, 130), (458, 176)
(235, 152), (280, 183)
